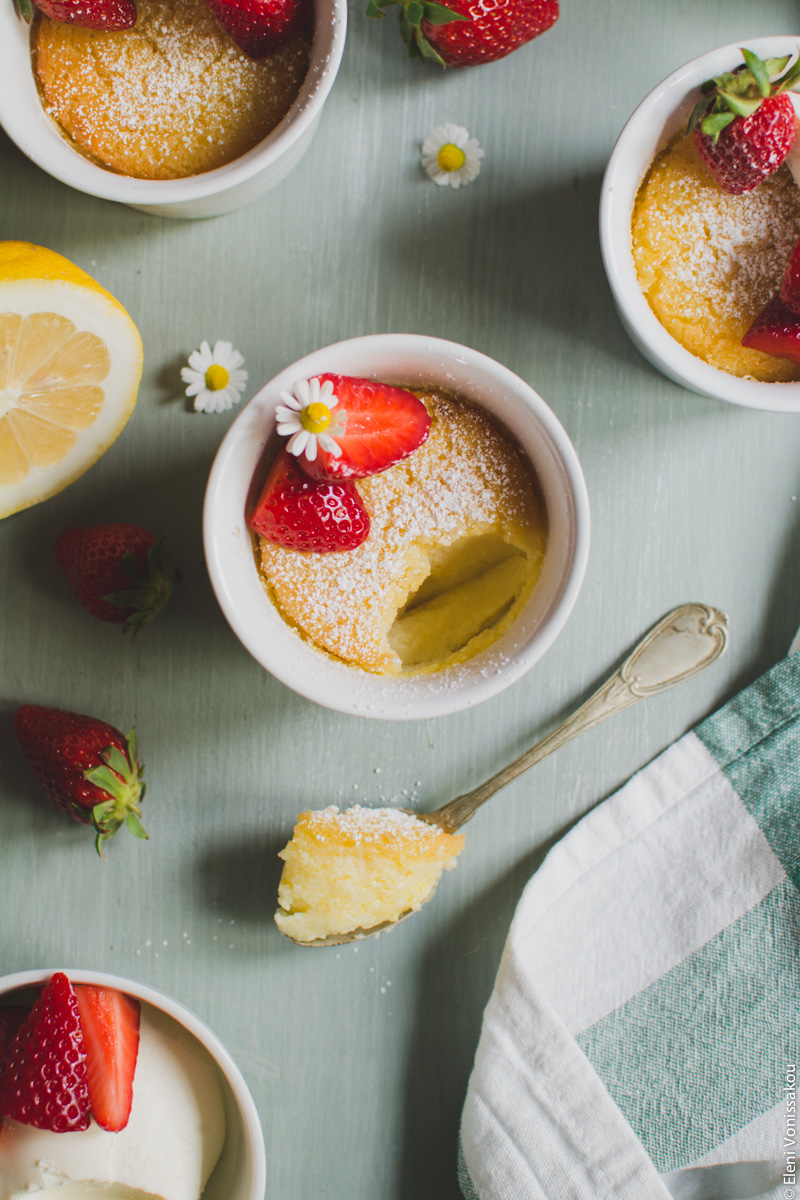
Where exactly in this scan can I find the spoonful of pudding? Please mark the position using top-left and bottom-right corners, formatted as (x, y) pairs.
(274, 602), (728, 947)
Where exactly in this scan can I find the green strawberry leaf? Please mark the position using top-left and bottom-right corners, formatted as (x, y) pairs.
(100, 744), (130, 777)
(406, 0), (423, 24)
(700, 110), (737, 141)
(126, 812), (149, 840)
(764, 55), (791, 77)
(84, 764), (130, 802)
(12, 0), (33, 21)
(715, 89), (762, 118)
(414, 22), (446, 63)
(422, 2), (465, 24)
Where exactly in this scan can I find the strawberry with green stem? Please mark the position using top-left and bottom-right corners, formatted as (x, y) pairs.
(366, 0), (557, 67)
(688, 49), (800, 194)
(14, 705), (148, 856)
(55, 523), (178, 637)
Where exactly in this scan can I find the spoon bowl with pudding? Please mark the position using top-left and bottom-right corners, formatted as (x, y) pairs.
(274, 603), (728, 946)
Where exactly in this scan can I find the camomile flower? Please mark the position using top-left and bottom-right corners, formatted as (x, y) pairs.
(421, 124), (484, 189)
(181, 340), (248, 413)
(275, 377), (347, 463)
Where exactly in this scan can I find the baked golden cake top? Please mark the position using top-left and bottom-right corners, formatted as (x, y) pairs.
(33, 0), (310, 180)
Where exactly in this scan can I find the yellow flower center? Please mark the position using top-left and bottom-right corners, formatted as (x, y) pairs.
(205, 364), (229, 391)
(437, 143), (465, 172)
(301, 402), (332, 434)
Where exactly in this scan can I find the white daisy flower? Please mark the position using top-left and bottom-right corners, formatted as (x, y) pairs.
(181, 340), (248, 414)
(421, 124), (484, 189)
(275, 377), (347, 463)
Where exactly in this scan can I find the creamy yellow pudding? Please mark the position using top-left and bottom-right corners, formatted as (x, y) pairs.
(257, 389), (547, 675)
(33, 0), (310, 180)
(632, 133), (800, 381)
(274, 805), (465, 943)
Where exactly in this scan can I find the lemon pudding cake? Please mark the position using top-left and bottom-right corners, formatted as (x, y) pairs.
(632, 134), (800, 381)
(274, 805), (465, 943)
(255, 388), (547, 676)
(32, 0), (310, 180)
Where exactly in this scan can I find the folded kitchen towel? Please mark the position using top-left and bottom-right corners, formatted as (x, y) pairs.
(459, 652), (800, 1200)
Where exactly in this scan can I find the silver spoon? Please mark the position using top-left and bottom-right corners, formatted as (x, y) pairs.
(281, 602), (729, 946)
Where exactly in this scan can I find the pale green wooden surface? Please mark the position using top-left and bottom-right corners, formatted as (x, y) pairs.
(3, 1), (800, 1196)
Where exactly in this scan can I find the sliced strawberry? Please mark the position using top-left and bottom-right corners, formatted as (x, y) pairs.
(296, 375), (431, 483)
(0, 1009), (29, 1061)
(780, 235), (800, 315)
(742, 294), (800, 363)
(33, 0), (137, 29)
(74, 985), (140, 1132)
(248, 449), (370, 553)
(0, 973), (90, 1132)
(204, 0), (305, 57)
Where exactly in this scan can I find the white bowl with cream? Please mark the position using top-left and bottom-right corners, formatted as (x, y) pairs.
(203, 333), (590, 721)
(0, 0), (346, 220)
(0, 968), (266, 1200)
(600, 35), (800, 412)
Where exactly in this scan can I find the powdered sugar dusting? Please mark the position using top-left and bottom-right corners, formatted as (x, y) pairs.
(302, 804), (450, 851)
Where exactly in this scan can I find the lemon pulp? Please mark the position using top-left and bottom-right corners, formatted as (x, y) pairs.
(0, 242), (143, 519)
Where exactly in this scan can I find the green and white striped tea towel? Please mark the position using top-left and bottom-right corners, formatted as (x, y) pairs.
(459, 651), (800, 1200)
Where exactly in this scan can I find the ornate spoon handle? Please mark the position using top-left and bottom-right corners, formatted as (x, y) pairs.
(425, 603), (728, 834)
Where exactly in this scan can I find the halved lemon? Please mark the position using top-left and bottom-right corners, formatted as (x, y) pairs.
(0, 242), (143, 519)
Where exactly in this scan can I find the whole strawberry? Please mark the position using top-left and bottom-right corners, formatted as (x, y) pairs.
(248, 449), (371, 552)
(55, 523), (177, 636)
(14, 705), (147, 856)
(16, 0), (137, 29)
(367, 0), (557, 67)
(688, 49), (800, 194)
(0, 972), (90, 1133)
(204, 0), (305, 57)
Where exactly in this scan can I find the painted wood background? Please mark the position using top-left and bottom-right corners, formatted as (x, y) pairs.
(2, 0), (800, 1195)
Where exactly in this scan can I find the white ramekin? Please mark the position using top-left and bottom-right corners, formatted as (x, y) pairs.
(0, 968), (267, 1200)
(0, 0), (346, 219)
(600, 35), (800, 413)
(203, 333), (590, 721)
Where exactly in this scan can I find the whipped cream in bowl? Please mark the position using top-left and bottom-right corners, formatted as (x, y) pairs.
(0, 970), (265, 1200)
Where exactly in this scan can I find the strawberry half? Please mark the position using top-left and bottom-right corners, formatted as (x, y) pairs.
(366, 0), (557, 67)
(75, 985), (140, 1133)
(248, 449), (370, 552)
(0, 973), (90, 1133)
(55, 523), (178, 637)
(204, 0), (305, 57)
(14, 705), (147, 856)
(688, 49), (800, 195)
(292, 375), (431, 483)
(31, 0), (137, 29)
(780, 235), (800, 315)
(742, 293), (800, 363)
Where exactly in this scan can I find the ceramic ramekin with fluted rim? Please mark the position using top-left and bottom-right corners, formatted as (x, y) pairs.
(203, 333), (590, 721)
(600, 35), (800, 413)
(0, 0), (346, 219)
(0, 967), (267, 1200)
